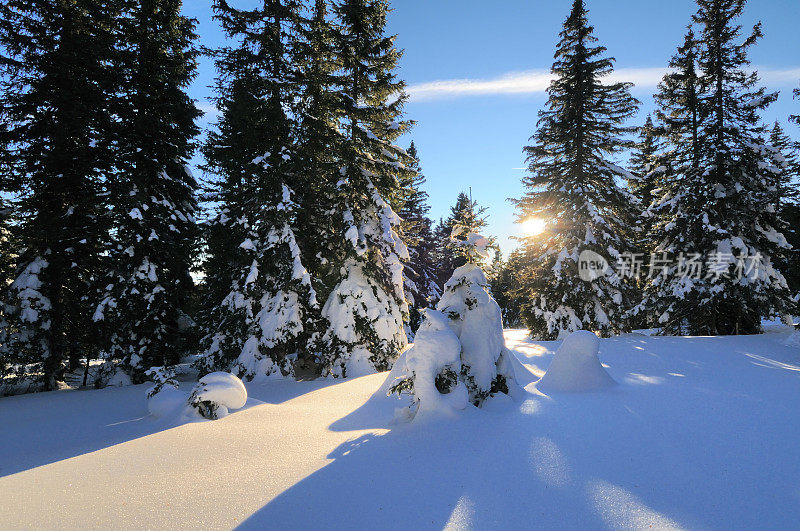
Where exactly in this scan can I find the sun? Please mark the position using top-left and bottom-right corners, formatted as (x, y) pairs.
(521, 217), (546, 236)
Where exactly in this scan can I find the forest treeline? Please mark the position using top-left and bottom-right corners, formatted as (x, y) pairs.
(1, 0), (798, 394)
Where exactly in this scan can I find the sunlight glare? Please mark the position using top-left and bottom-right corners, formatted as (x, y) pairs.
(522, 217), (546, 236)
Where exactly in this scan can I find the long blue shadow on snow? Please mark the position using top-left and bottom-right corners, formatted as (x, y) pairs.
(237, 334), (800, 530)
(0, 377), (338, 478)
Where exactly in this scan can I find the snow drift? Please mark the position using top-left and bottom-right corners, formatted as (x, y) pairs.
(536, 330), (616, 392)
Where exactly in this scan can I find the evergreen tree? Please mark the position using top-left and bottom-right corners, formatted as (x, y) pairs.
(93, 0), (201, 383)
(769, 121), (799, 204)
(399, 141), (439, 333)
(769, 121), (800, 298)
(633, 29), (703, 328)
(489, 249), (526, 328)
(291, 0), (341, 375)
(390, 234), (517, 415)
(0, 188), (14, 387)
(0, 158), (15, 293)
(316, 0), (414, 377)
(512, 0), (639, 340)
(644, 0), (790, 335)
(433, 192), (490, 289)
(627, 115), (665, 252)
(628, 116), (660, 199)
(0, 0), (118, 390)
(198, 0), (317, 381)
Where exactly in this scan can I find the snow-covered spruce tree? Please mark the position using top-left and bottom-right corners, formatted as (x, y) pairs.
(432, 192), (490, 289)
(399, 142), (440, 333)
(0, 113), (15, 293)
(512, 0), (639, 340)
(198, 0), (317, 381)
(644, 0), (791, 335)
(768, 121), (800, 300)
(632, 30), (703, 329)
(489, 249), (527, 328)
(291, 0), (342, 376)
(316, 0), (415, 377)
(390, 232), (517, 413)
(627, 115), (665, 256)
(0, 191), (14, 294)
(0, 196), (14, 386)
(93, 0), (201, 384)
(769, 122), (799, 205)
(628, 116), (660, 207)
(0, 0), (118, 390)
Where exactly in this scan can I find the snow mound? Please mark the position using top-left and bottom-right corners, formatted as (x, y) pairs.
(387, 310), (468, 421)
(147, 387), (187, 418)
(188, 372), (247, 420)
(106, 368), (132, 387)
(536, 330), (616, 392)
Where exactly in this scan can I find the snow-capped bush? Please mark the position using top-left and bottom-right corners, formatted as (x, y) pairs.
(388, 310), (468, 420)
(389, 237), (518, 418)
(187, 372), (247, 420)
(437, 262), (517, 405)
(536, 330), (616, 392)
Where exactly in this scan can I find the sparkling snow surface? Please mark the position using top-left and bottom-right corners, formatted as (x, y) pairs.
(2, 327), (800, 529)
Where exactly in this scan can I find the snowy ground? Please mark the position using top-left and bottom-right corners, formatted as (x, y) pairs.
(2, 327), (800, 530)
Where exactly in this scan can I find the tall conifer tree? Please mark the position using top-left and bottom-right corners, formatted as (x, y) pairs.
(94, 0), (201, 383)
(198, 0), (317, 380)
(769, 121), (798, 204)
(645, 0), (790, 335)
(635, 29), (703, 328)
(400, 141), (439, 332)
(0, 0), (118, 389)
(627, 114), (665, 266)
(768, 121), (800, 298)
(513, 0), (638, 340)
(317, 0), (414, 377)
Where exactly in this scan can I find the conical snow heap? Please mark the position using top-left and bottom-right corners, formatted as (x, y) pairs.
(389, 232), (517, 419)
(537, 330), (616, 393)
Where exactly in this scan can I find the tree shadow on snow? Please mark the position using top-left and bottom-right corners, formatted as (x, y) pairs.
(0, 377), (338, 478)
(0, 384), (184, 477)
(238, 337), (800, 530)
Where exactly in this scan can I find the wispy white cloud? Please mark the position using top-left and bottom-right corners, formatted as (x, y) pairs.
(407, 66), (800, 102)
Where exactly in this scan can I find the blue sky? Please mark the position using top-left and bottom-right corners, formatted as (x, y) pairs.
(182, 0), (800, 255)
